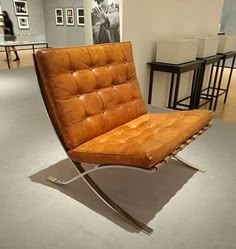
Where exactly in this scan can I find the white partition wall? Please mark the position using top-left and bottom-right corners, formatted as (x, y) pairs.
(84, 0), (93, 45)
(122, 0), (224, 106)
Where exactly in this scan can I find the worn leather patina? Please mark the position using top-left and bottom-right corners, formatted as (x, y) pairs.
(36, 42), (213, 168)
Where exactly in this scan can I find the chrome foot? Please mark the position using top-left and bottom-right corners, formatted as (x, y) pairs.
(47, 175), (80, 185)
(173, 155), (207, 173)
(47, 161), (153, 235)
(74, 162), (154, 235)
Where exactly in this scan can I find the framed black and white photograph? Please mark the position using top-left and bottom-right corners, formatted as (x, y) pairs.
(0, 5), (4, 27)
(17, 16), (29, 29)
(55, 8), (63, 25)
(76, 8), (85, 26)
(13, 0), (28, 16)
(65, 8), (74, 26)
(91, 0), (120, 44)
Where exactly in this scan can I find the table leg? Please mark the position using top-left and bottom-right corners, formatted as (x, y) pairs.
(224, 55), (236, 103)
(213, 57), (225, 111)
(206, 64), (214, 100)
(148, 68), (154, 104)
(195, 64), (205, 109)
(209, 61), (220, 110)
(5, 46), (11, 69)
(32, 44), (35, 54)
(189, 69), (197, 109)
(168, 73), (175, 108)
(173, 73), (181, 109)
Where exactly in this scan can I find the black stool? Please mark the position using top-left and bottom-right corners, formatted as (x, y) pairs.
(147, 60), (203, 110)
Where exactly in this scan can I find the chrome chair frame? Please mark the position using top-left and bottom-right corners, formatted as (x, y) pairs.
(46, 123), (211, 235)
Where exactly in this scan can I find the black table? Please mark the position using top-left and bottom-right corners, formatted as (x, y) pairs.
(214, 51), (236, 110)
(147, 60), (203, 110)
(194, 54), (223, 109)
(0, 41), (48, 69)
(200, 51), (236, 110)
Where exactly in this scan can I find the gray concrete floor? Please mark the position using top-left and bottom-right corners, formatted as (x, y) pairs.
(0, 67), (236, 249)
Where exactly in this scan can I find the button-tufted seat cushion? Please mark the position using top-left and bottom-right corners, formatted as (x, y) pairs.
(35, 41), (213, 169)
(69, 110), (212, 168)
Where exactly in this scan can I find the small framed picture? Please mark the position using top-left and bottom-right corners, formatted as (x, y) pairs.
(0, 5), (3, 26)
(13, 0), (28, 16)
(17, 16), (29, 29)
(55, 8), (63, 25)
(65, 8), (74, 26)
(0, 14), (3, 28)
(76, 8), (85, 26)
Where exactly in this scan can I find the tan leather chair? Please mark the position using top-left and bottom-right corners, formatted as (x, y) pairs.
(34, 41), (213, 235)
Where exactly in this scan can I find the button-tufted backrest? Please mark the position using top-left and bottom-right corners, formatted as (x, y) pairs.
(35, 42), (147, 150)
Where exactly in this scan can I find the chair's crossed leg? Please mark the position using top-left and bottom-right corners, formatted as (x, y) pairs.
(47, 156), (206, 235)
(173, 155), (206, 173)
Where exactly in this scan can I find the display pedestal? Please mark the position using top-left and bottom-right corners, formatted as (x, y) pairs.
(196, 37), (218, 58)
(156, 39), (198, 64)
(217, 35), (236, 53)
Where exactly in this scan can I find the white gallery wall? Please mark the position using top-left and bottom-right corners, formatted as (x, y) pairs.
(43, 0), (85, 47)
(0, 0), (45, 37)
(122, 0), (224, 106)
(84, 0), (93, 45)
(0, 0), (85, 48)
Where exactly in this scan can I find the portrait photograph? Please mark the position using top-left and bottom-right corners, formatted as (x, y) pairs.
(56, 17), (63, 25)
(91, 0), (120, 44)
(17, 16), (29, 29)
(66, 9), (73, 17)
(0, 5), (3, 27)
(13, 0), (28, 16)
(76, 8), (85, 26)
(55, 8), (64, 25)
(56, 9), (62, 16)
(65, 8), (74, 26)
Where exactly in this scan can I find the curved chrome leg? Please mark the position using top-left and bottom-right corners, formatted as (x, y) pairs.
(173, 155), (206, 173)
(47, 164), (155, 185)
(47, 161), (153, 235)
(73, 162), (153, 235)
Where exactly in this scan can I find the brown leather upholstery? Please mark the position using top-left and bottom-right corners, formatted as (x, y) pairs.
(35, 41), (213, 169)
(69, 110), (213, 168)
(36, 42), (146, 149)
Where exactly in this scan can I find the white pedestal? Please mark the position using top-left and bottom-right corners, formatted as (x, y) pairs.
(156, 39), (198, 64)
(217, 35), (236, 53)
(229, 35), (236, 51)
(196, 37), (219, 58)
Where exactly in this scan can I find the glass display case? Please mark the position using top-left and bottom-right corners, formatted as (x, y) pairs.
(0, 33), (48, 69)
(0, 34), (46, 43)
